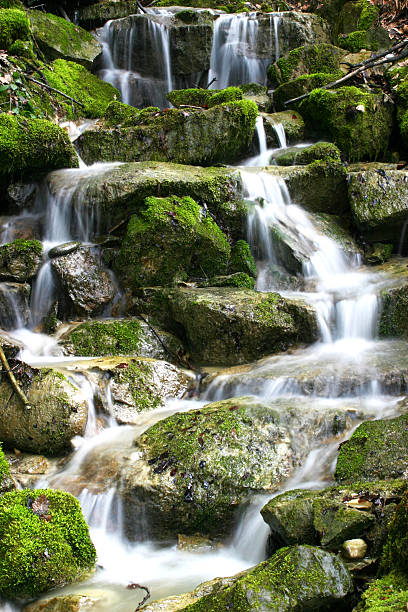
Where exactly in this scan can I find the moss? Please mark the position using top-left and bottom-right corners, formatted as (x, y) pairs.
(0, 489), (95, 599)
(273, 71), (343, 110)
(199, 272), (255, 289)
(9, 238), (42, 256)
(65, 320), (144, 357)
(104, 100), (140, 126)
(299, 86), (393, 160)
(396, 77), (408, 149)
(116, 195), (230, 289)
(113, 360), (161, 412)
(0, 9), (30, 50)
(338, 29), (378, 52)
(229, 240), (257, 278)
(381, 491), (408, 575)
(379, 285), (408, 338)
(357, 0), (379, 30)
(0, 114), (78, 177)
(269, 43), (345, 87)
(0, 0), (23, 6)
(277, 142), (341, 166)
(8, 38), (34, 58)
(42, 60), (119, 119)
(207, 87), (243, 108)
(255, 294), (293, 328)
(0, 444), (12, 494)
(167, 86), (243, 109)
(357, 572), (408, 611)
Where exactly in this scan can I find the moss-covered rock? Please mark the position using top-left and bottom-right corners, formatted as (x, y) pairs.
(336, 0), (390, 52)
(42, 60), (119, 119)
(276, 141), (341, 166)
(299, 87), (393, 161)
(28, 10), (102, 69)
(182, 545), (353, 611)
(356, 571), (408, 611)
(0, 444), (14, 495)
(273, 71), (343, 111)
(167, 86), (243, 108)
(379, 284), (408, 339)
(0, 114), (78, 177)
(24, 594), (101, 612)
(262, 110), (305, 146)
(0, 489), (95, 599)
(9, 38), (34, 58)
(0, 239), (42, 281)
(228, 240), (256, 278)
(78, 100), (258, 166)
(335, 414), (408, 483)
(197, 272), (255, 289)
(135, 286), (318, 366)
(381, 490), (408, 576)
(348, 168), (408, 245)
(268, 43), (346, 88)
(0, 8), (29, 50)
(366, 242), (393, 265)
(0, 365), (88, 455)
(395, 75), (408, 151)
(116, 195), (230, 288)
(103, 100), (154, 127)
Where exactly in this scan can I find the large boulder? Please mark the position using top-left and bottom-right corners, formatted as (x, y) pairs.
(77, 100), (258, 166)
(349, 168), (408, 246)
(0, 239), (42, 282)
(273, 72), (342, 111)
(168, 545), (353, 611)
(0, 489), (95, 599)
(299, 86), (393, 161)
(134, 286), (318, 366)
(51, 247), (116, 318)
(0, 365), (88, 455)
(335, 414), (408, 483)
(116, 195), (231, 289)
(0, 115), (78, 178)
(336, 0), (391, 53)
(28, 10), (102, 69)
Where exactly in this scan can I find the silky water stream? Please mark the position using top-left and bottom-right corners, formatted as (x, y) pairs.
(0, 129), (407, 611)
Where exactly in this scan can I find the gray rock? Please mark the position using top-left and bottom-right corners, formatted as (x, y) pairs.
(48, 241), (81, 259)
(0, 240), (42, 282)
(0, 282), (30, 329)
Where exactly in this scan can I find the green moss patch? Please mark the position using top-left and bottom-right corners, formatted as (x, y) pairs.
(167, 86), (243, 108)
(0, 489), (95, 598)
(229, 240), (257, 278)
(276, 142), (341, 166)
(62, 320), (144, 357)
(357, 572), (408, 611)
(273, 72), (343, 110)
(268, 43), (346, 87)
(0, 8), (30, 49)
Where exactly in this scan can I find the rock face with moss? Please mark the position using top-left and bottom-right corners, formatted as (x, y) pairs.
(335, 414), (408, 483)
(0, 8), (30, 50)
(78, 100), (258, 166)
(299, 87), (393, 160)
(121, 397), (300, 539)
(273, 72), (343, 110)
(28, 11), (102, 69)
(0, 445), (14, 495)
(276, 141), (341, 166)
(0, 489), (95, 599)
(356, 571), (408, 612)
(116, 196), (231, 288)
(0, 365), (88, 455)
(0, 115), (78, 178)
(178, 546), (353, 611)
(349, 168), (408, 245)
(336, 0), (390, 52)
(135, 286), (318, 366)
(0, 239), (42, 281)
(380, 284), (408, 339)
(261, 111), (305, 146)
(167, 86), (243, 108)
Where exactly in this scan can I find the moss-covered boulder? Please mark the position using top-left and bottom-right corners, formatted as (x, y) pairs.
(78, 100), (258, 166)
(167, 86), (243, 108)
(0, 365), (88, 455)
(197, 272), (255, 289)
(42, 60), (119, 119)
(135, 286), (318, 366)
(335, 414), (408, 483)
(51, 247), (116, 318)
(380, 284), (408, 339)
(28, 10), (102, 69)
(268, 43), (346, 88)
(121, 396), (298, 539)
(299, 87), (393, 160)
(116, 196), (231, 288)
(180, 545), (353, 611)
(336, 0), (390, 52)
(0, 114), (78, 177)
(273, 72), (343, 110)
(276, 141), (341, 166)
(0, 444), (14, 494)
(0, 8), (29, 50)
(380, 490), (408, 576)
(60, 319), (184, 362)
(262, 110), (305, 146)
(229, 240), (256, 278)
(356, 571), (408, 611)
(0, 239), (42, 281)
(261, 480), (406, 557)
(0, 489), (95, 599)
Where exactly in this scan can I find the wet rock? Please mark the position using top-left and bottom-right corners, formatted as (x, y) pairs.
(6, 182), (36, 212)
(366, 242), (393, 265)
(51, 247), (116, 318)
(48, 241), (80, 259)
(0, 281), (30, 330)
(275, 142), (341, 166)
(121, 396), (298, 539)
(28, 10), (102, 69)
(380, 284), (408, 339)
(0, 239), (42, 282)
(335, 414), (408, 482)
(261, 110), (305, 146)
(0, 366), (88, 455)
(0, 489), (96, 599)
(60, 319), (185, 363)
(135, 286), (318, 366)
(240, 83), (270, 112)
(172, 545), (353, 611)
(24, 595), (100, 612)
(349, 168), (408, 247)
(78, 100), (258, 166)
(342, 538), (367, 559)
(6, 452), (52, 489)
(67, 356), (195, 425)
(299, 87), (393, 161)
(0, 328), (24, 360)
(177, 534), (220, 553)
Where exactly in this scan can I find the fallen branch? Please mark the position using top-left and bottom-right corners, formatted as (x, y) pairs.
(284, 39), (408, 106)
(179, 104), (205, 110)
(26, 76), (86, 108)
(127, 583), (150, 611)
(0, 346), (31, 409)
(137, 0), (148, 13)
(58, 6), (71, 22)
(203, 77), (217, 89)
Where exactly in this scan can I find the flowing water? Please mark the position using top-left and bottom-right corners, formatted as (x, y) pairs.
(1, 12), (407, 612)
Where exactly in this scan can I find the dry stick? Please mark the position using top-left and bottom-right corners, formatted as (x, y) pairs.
(26, 76), (86, 108)
(347, 39), (408, 69)
(0, 346), (31, 409)
(284, 44), (408, 107)
(58, 5), (72, 22)
(132, 584), (151, 611)
(137, 0), (148, 14)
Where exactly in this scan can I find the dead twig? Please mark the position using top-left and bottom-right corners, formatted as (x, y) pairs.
(127, 583), (150, 611)
(26, 76), (86, 108)
(0, 346), (31, 409)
